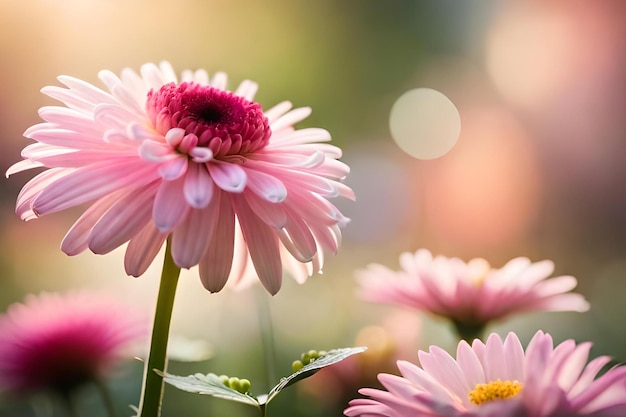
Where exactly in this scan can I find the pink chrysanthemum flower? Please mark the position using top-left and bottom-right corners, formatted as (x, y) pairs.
(356, 249), (589, 339)
(7, 62), (352, 295)
(346, 331), (626, 417)
(0, 292), (147, 395)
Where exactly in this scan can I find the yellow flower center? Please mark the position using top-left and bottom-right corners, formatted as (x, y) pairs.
(468, 379), (523, 405)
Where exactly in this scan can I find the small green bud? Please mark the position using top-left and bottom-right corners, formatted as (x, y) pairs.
(318, 350), (327, 357)
(219, 374), (230, 386)
(228, 377), (241, 392)
(301, 349), (319, 365)
(292, 360), (304, 372)
(238, 378), (251, 394)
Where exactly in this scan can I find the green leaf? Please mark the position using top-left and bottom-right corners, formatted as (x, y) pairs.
(162, 346), (367, 407)
(266, 346), (367, 403)
(161, 372), (260, 408)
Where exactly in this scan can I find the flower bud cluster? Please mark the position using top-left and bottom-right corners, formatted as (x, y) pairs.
(292, 349), (328, 372)
(218, 374), (251, 394)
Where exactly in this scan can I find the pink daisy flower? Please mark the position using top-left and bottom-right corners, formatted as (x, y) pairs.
(345, 331), (626, 417)
(7, 62), (353, 295)
(0, 291), (147, 395)
(356, 249), (589, 339)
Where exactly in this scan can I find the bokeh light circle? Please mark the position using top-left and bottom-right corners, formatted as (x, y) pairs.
(389, 88), (461, 160)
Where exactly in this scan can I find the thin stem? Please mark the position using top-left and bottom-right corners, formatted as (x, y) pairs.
(138, 240), (181, 417)
(255, 288), (276, 392)
(94, 379), (117, 417)
(451, 320), (487, 343)
(59, 392), (79, 417)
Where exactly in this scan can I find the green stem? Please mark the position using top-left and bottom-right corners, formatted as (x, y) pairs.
(255, 288), (277, 392)
(60, 392), (79, 417)
(138, 240), (181, 417)
(451, 320), (487, 343)
(94, 379), (117, 417)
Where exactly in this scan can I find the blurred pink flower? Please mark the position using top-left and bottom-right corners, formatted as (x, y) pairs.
(0, 291), (147, 395)
(7, 62), (352, 295)
(346, 331), (626, 417)
(356, 249), (589, 338)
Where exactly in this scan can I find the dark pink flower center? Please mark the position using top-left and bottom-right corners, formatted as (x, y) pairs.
(147, 82), (271, 157)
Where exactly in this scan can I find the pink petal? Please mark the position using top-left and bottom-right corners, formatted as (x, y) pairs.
(198, 192), (235, 292)
(159, 156), (188, 180)
(94, 103), (139, 128)
(282, 212), (317, 262)
(61, 190), (129, 255)
(208, 162), (247, 193)
(152, 177), (190, 232)
(57, 75), (116, 105)
(124, 222), (167, 277)
(139, 140), (178, 163)
(230, 193), (282, 295)
(263, 101), (292, 124)
(184, 163), (214, 209)
(243, 191), (287, 229)
(234, 80), (258, 101)
(32, 160), (158, 217)
(244, 168), (287, 203)
(88, 183), (157, 254)
(456, 340), (486, 388)
(15, 168), (71, 220)
(502, 332), (525, 381)
(38, 106), (103, 135)
(170, 200), (220, 269)
(26, 128), (109, 150)
(418, 346), (470, 400)
(6, 160), (44, 177)
(483, 333), (506, 382)
(41, 86), (99, 114)
(209, 71), (227, 90)
(270, 107), (311, 132)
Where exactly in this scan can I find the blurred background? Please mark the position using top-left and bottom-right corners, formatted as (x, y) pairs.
(1, 0), (625, 416)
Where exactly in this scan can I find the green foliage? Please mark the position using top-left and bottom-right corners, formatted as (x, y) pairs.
(162, 347), (367, 411)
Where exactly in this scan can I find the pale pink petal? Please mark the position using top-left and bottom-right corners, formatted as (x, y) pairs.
(282, 212), (317, 262)
(244, 168), (287, 203)
(418, 347), (471, 400)
(159, 156), (188, 180)
(530, 293), (590, 312)
(88, 183), (157, 254)
(263, 101), (292, 124)
(139, 140), (178, 163)
(568, 356), (613, 397)
(234, 80), (258, 101)
(38, 106), (103, 135)
(208, 162), (247, 193)
(198, 192), (235, 292)
(270, 107), (312, 132)
(171, 200), (220, 269)
(554, 342), (592, 392)
(265, 127), (332, 147)
(61, 190), (129, 255)
(6, 159), (44, 177)
(152, 177), (190, 232)
(124, 222), (167, 277)
(231, 194), (282, 295)
(502, 332), (525, 381)
(209, 72), (227, 90)
(15, 168), (71, 220)
(32, 160), (158, 216)
(456, 340), (486, 388)
(26, 127), (109, 150)
(183, 163), (214, 209)
(243, 190), (287, 229)
(57, 75), (116, 105)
